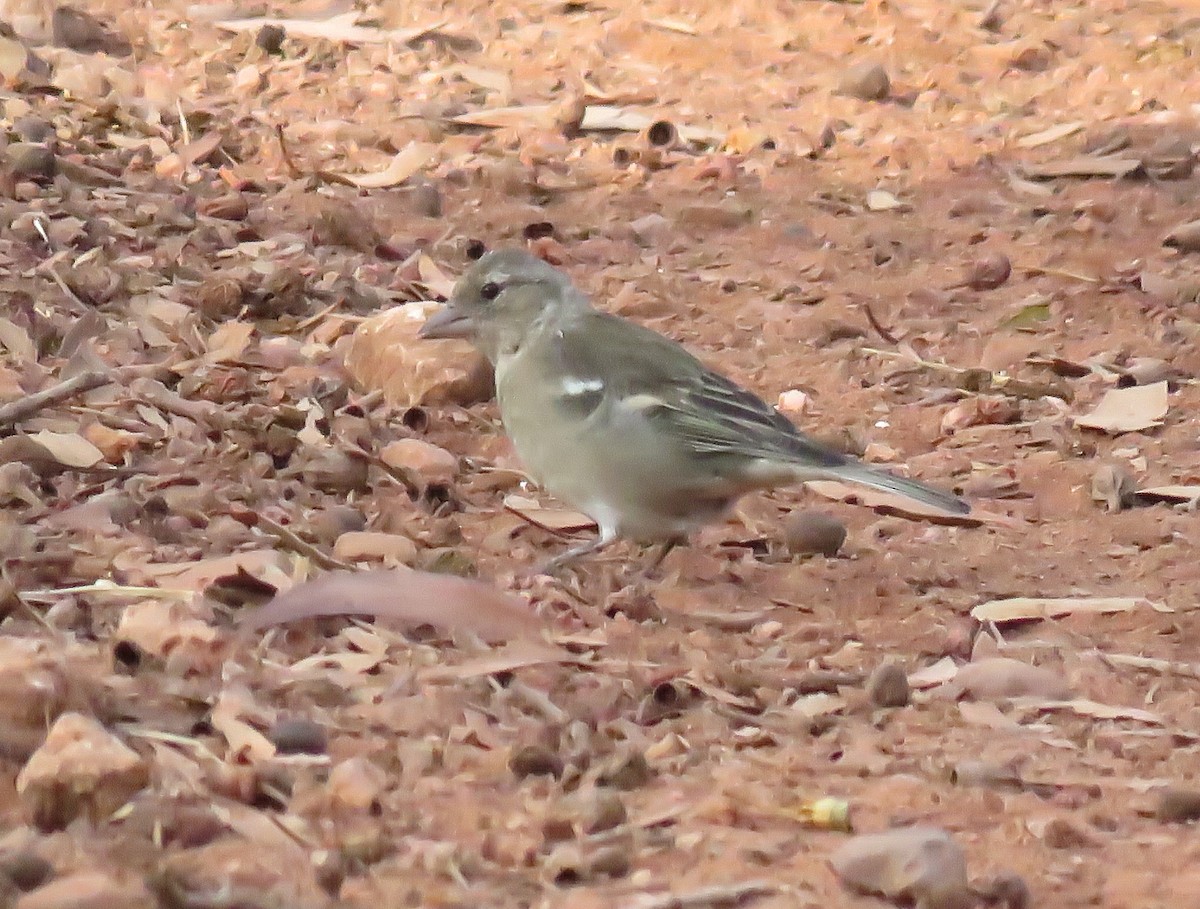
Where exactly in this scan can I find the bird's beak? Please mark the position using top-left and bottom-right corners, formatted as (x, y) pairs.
(418, 304), (476, 340)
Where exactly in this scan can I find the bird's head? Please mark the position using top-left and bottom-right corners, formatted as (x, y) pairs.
(419, 248), (580, 363)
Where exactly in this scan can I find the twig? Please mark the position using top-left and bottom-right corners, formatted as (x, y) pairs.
(0, 371), (113, 429)
(502, 679), (568, 723)
(1095, 650), (1200, 681)
(622, 880), (779, 909)
(861, 300), (899, 344)
(274, 124), (358, 187)
(249, 512), (357, 572)
(502, 503), (590, 539)
(42, 263), (90, 314)
(0, 363), (171, 431)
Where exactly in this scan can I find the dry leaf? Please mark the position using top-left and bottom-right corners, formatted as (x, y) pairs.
(116, 600), (218, 659)
(0, 36), (28, 80)
(908, 656), (959, 689)
(579, 105), (723, 144)
(211, 691), (276, 762)
(450, 104), (555, 129)
(804, 480), (984, 526)
(27, 430), (104, 468)
(205, 320), (254, 364)
(1013, 698), (1164, 726)
(416, 255), (456, 299)
(131, 550), (292, 592)
(1074, 381), (1168, 434)
(943, 657), (1073, 701)
(214, 12), (448, 45)
(0, 316), (36, 362)
(1136, 485), (1200, 505)
(1021, 155), (1145, 180)
(971, 596), (1158, 623)
(241, 569), (544, 642)
(644, 16), (698, 35)
(342, 142), (435, 189)
(1016, 122), (1085, 148)
(504, 494), (597, 532)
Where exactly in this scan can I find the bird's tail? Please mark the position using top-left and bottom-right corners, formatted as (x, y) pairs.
(824, 462), (969, 515)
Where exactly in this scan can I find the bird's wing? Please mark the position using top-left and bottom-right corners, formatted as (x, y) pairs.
(550, 310), (849, 470)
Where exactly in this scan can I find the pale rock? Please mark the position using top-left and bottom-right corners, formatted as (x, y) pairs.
(327, 756), (388, 810)
(333, 530), (419, 565)
(380, 438), (458, 485)
(345, 303), (492, 407)
(17, 713), (149, 830)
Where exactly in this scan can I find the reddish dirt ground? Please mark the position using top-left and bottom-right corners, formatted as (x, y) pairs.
(2, 0), (1200, 906)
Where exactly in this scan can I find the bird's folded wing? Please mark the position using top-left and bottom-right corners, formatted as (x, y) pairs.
(551, 310), (848, 469)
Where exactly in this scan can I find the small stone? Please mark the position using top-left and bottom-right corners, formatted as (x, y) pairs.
(837, 62), (890, 101)
(963, 252), (1011, 290)
(409, 180), (442, 218)
(254, 23), (285, 53)
(588, 844), (632, 879)
(1091, 463), (1136, 514)
(313, 200), (381, 253)
(677, 202), (754, 231)
(541, 814), (575, 843)
(509, 744), (563, 780)
(5, 144), (56, 181)
(17, 713), (149, 831)
(597, 749), (651, 790)
(1041, 816), (1094, 849)
(307, 505), (366, 544)
(975, 872), (1030, 909)
(866, 662), (910, 708)
(1155, 787), (1200, 823)
(0, 852), (53, 891)
(379, 438), (458, 486)
(159, 839), (330, 906)
(832, 827), (971, 909)
(11, 118), (53, 143)
(298, 448), (370, 495)
(783, 510), (847, 557)
(51, 6), (131, 55)
(267, 718), (328, 755)
(629, 213), (670, 247)
(582, 790), (627, 834)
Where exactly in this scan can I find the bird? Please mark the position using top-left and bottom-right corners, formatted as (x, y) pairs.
(419, 248), (968, 571)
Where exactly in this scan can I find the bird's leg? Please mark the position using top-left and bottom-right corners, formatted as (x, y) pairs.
(645, 538), (683, 575)
(539, 527), (616, 576)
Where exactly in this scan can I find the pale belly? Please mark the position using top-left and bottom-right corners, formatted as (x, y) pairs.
(495, 354), (735, 541)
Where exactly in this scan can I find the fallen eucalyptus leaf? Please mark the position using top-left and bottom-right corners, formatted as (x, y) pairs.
(241, 569), (545, 642)
(1074, 381), (1168, 434)
(1021, 155), (1144, 180)
(943, 657), (1073, 701)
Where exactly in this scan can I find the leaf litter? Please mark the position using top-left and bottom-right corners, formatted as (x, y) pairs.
(0, 0), (1199, 906)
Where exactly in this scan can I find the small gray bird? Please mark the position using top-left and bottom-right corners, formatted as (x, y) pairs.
(420, 248), (968, 570)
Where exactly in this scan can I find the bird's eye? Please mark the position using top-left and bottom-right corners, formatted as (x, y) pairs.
(479, 281), (502, 301)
